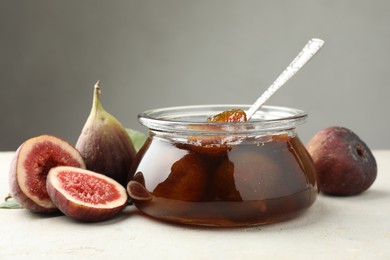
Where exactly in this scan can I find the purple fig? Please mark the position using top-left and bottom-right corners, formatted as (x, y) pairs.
(76, 81), (136, 187)
(307, 126), (377, 196)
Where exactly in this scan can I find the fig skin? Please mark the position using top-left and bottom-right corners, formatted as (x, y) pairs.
(9, 135), (86, 213)
(153, 153), (210, 202)
(213, 150), (282, 212)
(127, 172), (152, 202)
(307, 126), (377, 196)
(46, 166), (128, 222)
(127, 180), (152, 203)
(76, 81), (137, 187)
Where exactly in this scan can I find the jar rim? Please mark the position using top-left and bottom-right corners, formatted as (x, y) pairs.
(138, 104), (307, 134)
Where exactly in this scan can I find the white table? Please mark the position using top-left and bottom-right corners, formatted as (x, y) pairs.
(0, 150), (389, 259)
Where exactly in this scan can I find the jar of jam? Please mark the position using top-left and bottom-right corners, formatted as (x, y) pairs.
(128, 105), (318, 227)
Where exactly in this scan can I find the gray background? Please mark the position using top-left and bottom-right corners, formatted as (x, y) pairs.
(1, 0), (389, 151)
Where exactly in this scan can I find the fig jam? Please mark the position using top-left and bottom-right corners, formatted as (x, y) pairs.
(129, 105), (318, 226)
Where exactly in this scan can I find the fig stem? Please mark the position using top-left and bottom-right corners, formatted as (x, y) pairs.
(5, 194), (12, 201)
(93, 81), (103, 113)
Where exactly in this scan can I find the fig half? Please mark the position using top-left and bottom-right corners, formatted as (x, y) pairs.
(46, 166), (128, 222)
(9, 135), (86, 213)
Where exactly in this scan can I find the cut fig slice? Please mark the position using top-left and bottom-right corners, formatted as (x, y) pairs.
(9, 135), (86, 213)
(46, 166), (128, 222)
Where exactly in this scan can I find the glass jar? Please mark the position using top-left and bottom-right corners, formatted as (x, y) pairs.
(128, 105), (318, 227)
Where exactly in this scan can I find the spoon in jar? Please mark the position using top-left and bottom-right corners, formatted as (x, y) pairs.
(245, 38), (324, 120)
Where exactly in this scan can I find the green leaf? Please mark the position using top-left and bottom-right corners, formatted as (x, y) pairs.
(126, 128), (147, 152)
(0, 196), (22, 209)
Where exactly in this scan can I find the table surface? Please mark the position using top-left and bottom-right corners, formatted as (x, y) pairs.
(0, 150), (389, 259)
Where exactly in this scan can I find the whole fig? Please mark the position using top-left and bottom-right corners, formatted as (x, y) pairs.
(307, 126), (377, 196)
(76, 81), (136, 187)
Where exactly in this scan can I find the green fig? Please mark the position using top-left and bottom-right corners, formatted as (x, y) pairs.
(76, 81), (137, 187)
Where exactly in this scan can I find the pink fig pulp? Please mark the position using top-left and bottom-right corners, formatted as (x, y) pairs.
(9, 135), (86, 213)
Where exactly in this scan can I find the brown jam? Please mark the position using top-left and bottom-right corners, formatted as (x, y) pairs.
(129, 132), (318, 227)
(207, 109), (247, 123)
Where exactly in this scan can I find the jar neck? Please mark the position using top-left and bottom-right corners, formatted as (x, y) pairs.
(138, 105), (307, 146)
(149, 127), (298, 146)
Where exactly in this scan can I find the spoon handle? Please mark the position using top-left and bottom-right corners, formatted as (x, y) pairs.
(246, 38), (324, 120)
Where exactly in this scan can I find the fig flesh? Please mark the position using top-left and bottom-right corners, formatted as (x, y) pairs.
(76, 81), (137, 187)
(207, 109), (247, 123)
(307, 126), (377, 196)
(9, 135), (86, 213)
(46, 166), (128, 222)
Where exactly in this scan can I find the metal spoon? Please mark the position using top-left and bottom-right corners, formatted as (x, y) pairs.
(246, 38), (324, 120)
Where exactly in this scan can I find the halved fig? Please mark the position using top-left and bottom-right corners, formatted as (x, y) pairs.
(46, 166), (128, 222)
(9, 135), (86, 213)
